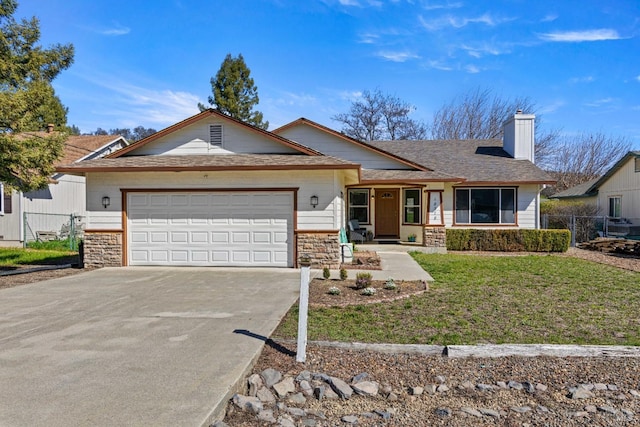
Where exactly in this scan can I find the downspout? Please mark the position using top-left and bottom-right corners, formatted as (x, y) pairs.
(536, 185), (543, 229)
(19, 191), (24, 245)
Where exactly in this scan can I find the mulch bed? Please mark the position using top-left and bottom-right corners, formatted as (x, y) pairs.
(309, 278), (428, 307)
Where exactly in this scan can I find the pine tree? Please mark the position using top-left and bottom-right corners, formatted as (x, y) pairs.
(199, 53), (268, 129)
(0, 0), (74, 192)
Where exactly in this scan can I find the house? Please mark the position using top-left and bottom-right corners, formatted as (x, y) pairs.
(0, 131), (128, 246)
(57, 109), (553, 269)
(552, 151), (640, 236)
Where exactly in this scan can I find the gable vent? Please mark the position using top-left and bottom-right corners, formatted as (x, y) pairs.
(209, 124), (223, 146)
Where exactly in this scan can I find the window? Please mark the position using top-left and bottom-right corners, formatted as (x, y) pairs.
(0, 183), (11, 215)
(209, 124), (223, 146)
(609, 197), (621, 218)
(348, 189), (369, 223)
(403, 188), (421, 224)
(455, 188), (516, 224)
(635, 157), (640, 173)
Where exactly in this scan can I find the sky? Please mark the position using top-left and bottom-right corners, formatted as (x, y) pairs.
(15, 0), (640, 148)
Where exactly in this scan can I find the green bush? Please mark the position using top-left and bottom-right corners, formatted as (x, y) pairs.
(355, 272), (372, 289)
(446, 229), (570, 252)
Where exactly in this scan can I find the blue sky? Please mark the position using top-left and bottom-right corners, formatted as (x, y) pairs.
(16, 0), (640, 148)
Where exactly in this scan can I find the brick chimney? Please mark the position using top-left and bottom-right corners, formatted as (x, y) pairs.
(46, 123), (54, 133)
(502, 110), (535, 163)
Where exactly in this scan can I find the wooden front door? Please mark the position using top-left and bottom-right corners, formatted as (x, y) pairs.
(375, 188), (399, 238)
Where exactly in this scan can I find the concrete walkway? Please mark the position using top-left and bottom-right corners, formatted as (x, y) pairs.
(322, 243), (434, 281)
(0, 267), (300, 427)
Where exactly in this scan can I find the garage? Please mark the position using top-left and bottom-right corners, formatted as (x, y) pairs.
(126, 190), (294, 267)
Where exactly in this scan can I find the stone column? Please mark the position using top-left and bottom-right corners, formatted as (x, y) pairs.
(423, 226), (446, 249)
(296, 232), (340, 269)
(83, 231), (123, 268)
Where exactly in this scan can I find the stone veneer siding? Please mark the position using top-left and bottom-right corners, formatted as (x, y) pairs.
(83, 231), (123, 268)
(297, 232), (340, 269)
(423, 226), (446, 248)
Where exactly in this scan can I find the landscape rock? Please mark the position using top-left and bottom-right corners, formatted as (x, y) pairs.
(435, 407), (452, 417)
(460, 407), (482, 417)
(256, 387), (276, 404)
(261, 368), (282, 388)
(476, 383), (494, 392)
(247, 374), (263, 397)
(570, 385), (595, 399)
(437, 384), (450, 392)
(351, 372), (369, 383)
(287, 407), (306, 417)
(597, 405), (618, 415)
(257, 409), (277, 423)
(352, 380), (379, 396)
(424, 384), (437, 394)
(409, 386), (423, 396)
(510, 406), (532, 413)
(341, 415), (358, 424)
(479, 408), (501, 418)
(273, 377), (296, 398)
(299, 380), (313, 397)
(328, 376), (353, 399)
(232, 394), (263, 414)
(508, 380), (523, 390)
(287, 392), (306, 405)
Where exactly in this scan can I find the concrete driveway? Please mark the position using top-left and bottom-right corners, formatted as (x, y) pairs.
(0, 267), (300, 426)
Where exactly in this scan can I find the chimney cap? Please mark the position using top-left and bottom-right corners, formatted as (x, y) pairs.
(46, 123), (55, 133)
(516, 109), (523, 114)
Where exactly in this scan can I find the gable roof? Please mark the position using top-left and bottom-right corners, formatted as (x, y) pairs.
(552, 151), (640, 199)
(57, 154), (360, 174)
(109, 109), (322, 158)
(273, 117), (432, 172)
(369, 139), (555, 184)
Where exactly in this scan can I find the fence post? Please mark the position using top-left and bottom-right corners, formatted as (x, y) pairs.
(70, 214), (75, 250)
(570, 215), (576, 247)
(296, 254), (312, 363)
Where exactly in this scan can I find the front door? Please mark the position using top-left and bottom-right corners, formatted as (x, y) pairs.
(375, 188), (399, 238)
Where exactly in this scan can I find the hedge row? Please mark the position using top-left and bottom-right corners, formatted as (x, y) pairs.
(446, 229), (570, 252)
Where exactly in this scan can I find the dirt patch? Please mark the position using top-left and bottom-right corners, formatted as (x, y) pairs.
(341, 251), (382, 270)
(0, 265), (86, 290)
(309, 278), (428, 307)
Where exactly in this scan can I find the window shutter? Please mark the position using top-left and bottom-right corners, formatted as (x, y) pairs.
(209, 124), (223, 146)
(1, 184), (11, 214)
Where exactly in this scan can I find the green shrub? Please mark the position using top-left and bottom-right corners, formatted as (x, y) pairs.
(446, 229), (570, 252)
(339, 268), (348, 280)
(355, 272), (372, 289)
(322, 266), (331, 279)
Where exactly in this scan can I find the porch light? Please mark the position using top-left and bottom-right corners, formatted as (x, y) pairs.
(102, 196), (111, 209)
(310, 195), (319, 208)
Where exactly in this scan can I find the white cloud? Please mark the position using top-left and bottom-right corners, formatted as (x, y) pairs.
(569, 76), (595, 84)
(584, 97), (616, 108)
(465, 64), (481, 74)
(358, 32), (380, 44)
(376, 50), (420, 62)
(539, 100), (565, 114)
(419, 13), (512, 31)
(461, 43), (509, 58)
(423, 1), (463, 10)
(423, 59), (453, 71)
(272, 92), (318, 107)
(636, 75), (640, 82)
(541, 14), (558, 23)
(92, 22), (131, 36)
(538, 29), (621, 42)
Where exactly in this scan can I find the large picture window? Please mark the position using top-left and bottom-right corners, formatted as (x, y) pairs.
(0, 183), (10, 215)
(455, 188), (516, 224)
(403, 188), (421, 224)
(609, 196), (621, 218)
(348, 189), (370, 223)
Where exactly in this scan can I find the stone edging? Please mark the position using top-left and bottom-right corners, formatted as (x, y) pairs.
(0, 264), (73, 277)
(298, 341), (640, 358)
(309, 287), (429, 308)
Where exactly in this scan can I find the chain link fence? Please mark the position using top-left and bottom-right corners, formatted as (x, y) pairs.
(542, 214), (640, 246)
(23, 212), (85, 251)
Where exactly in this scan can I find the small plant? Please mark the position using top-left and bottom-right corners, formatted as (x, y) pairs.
(361, 287), (377, 296)
(339, 268), (348, 280)
(407, 233), (417, 242)
(355, 272), (372, 290)
(322, 266), (331, 279)
(328, 286), (341, 295)
(384, 277), (397, 290)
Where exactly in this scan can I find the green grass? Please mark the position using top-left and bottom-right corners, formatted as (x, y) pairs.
(26, 237), (80, 251)
(273, 253), (640, 346)
(0, 247), (78, 266)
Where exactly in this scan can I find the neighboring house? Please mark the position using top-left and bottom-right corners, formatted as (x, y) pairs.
(552, 151), (640, 236)
(58, 109), (553, 269)
(0, 131), (128, 246)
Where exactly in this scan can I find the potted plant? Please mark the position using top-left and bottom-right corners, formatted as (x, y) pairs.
(407, 233), (417, 242)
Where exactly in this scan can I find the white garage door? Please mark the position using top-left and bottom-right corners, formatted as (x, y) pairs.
(127, 191), (293, 267)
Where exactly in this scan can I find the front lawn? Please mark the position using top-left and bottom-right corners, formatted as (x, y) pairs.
(0, 247), (78, 267)
(273, 253), (640, 345)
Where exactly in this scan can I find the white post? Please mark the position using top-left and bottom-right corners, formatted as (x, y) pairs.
(296, 254), (311, 363)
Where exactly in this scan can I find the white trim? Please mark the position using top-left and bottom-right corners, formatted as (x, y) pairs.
(0, 182), (4, 215)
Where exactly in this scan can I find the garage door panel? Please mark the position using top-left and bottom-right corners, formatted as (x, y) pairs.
(128, 191), (293, 267)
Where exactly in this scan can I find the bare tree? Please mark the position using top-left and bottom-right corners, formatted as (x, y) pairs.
(547, 132), (631, 193)
(332, 89), (428, 141)
(429, 88), (558, 167)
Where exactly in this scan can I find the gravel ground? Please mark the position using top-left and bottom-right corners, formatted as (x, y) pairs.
(223, 344), (640, 426)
